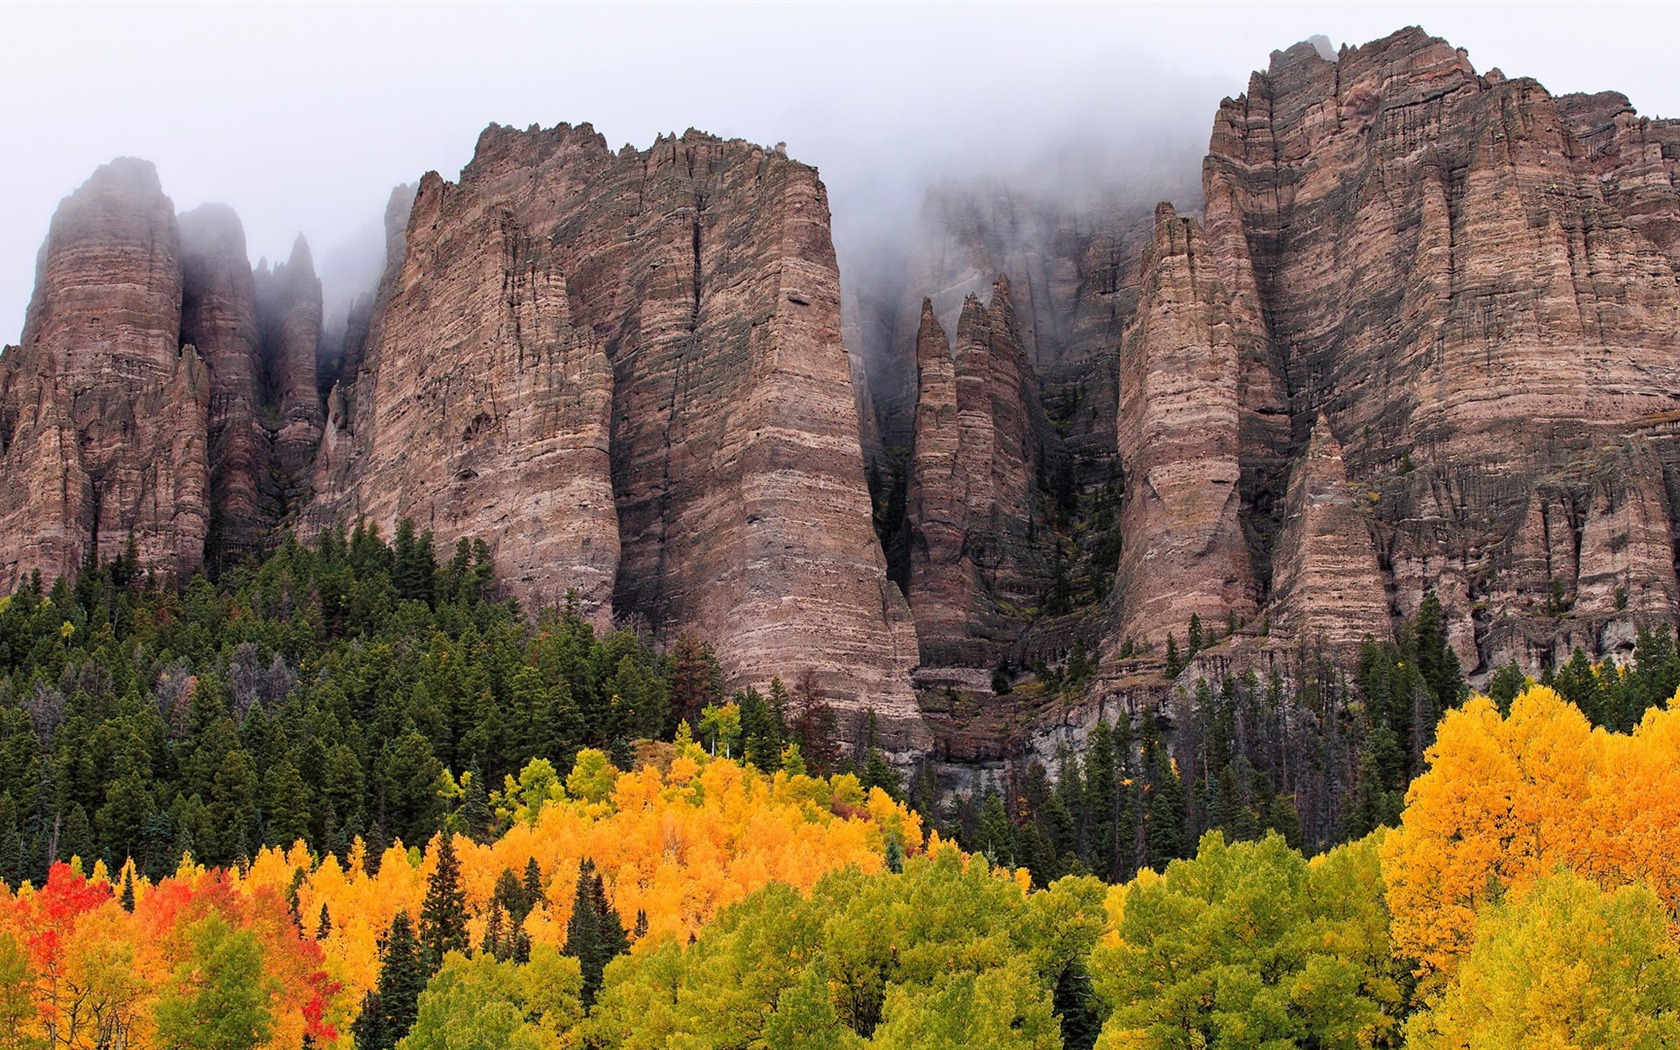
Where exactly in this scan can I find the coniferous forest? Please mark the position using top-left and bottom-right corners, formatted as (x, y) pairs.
(2, 530), (1679, 1047)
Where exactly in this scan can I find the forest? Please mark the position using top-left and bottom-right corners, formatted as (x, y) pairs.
(2, 530), (1678, 1048)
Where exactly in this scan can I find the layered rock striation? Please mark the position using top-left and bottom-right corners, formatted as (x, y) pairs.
(1110, 203), (1259, 652)
(314, 125), (922, 737)
(905, 278), (1056, 665)
(0, 159), (209, 588)
(1185, 27), (1680, 671)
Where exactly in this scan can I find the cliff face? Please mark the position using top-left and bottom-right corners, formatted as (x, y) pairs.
(253, 237), (325, 507)
(315, 125), (921, 738)
(855, 184), (1155, 456)
(1189, 27), (1680, 671)
(905, 278), (1055, 665)
(310, 170), (621, 630)
(0, 159), (209, 588)
(1265, 416), (1391, 661)
(1110, 203), (1259, 652)
(179, 204), (265, 560)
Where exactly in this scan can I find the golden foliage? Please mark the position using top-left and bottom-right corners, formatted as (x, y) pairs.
(1381, 685), (1680, 992)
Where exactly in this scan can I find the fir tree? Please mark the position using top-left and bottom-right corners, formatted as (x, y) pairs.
(563, 858), (629, 1008)
(460, 762), (492, 843)
(365, 911), (426, 1049)
(418, 832), (468, 971)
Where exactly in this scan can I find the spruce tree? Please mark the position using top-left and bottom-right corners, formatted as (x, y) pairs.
(362, 911), (425, 1050)
(1083, 719), (1119, 879)
(460, 762), (492, 843)
(1147, 751), (1186, 865)
(418, 832), (468, 971)
(563, 858), (629, 1008)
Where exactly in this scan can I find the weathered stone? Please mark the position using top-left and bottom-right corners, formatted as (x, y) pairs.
(1109, 203), (1258, 653)
(1195, 27), (1680, 675)
(0, 159), (209, 587)
(179, 203), (265, 560)
(905, 276), (1057, 666)
(254, 236), (324, 507)
(314, 125), (922, 741)
(1265, 415), (1390, 660)
(310, 172), (621, 629)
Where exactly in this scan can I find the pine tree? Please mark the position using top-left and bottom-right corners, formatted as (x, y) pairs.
(1083, 719), (1119, 879)
(460, 762), (492, 843)
(317, 903), (332, 941)
(361, 910), (426, 1050)
(860, 749), (903, 801)
(1147, 751), (1186, 865)
(418, 832), (468, 971)
(563, 858), (629, 1008)
(1165, 633), (1182, 678)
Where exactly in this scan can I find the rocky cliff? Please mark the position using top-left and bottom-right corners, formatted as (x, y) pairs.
(1110, 203), (1259, 652)
(313, 125), (923, 740)
(0, 159), (209, 589)
(905, 278), (1056, 665)
(179, 203), (265, 561)
(253, 237), (325, 510)
(1191, 27), (1680, 673)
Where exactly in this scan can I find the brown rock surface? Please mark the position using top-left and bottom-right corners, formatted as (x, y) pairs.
(0, 159), (210, 588)
(179, 203), (266, 560)
(314, 125), (922, 740)
(905, 278), (1054, 665)
(1110, 203), (1258, 652)
(1265, 415), (1390, 660)
(254, 236), (325, 507)
(1188, 27), (1680, 674)
(310, 171), (621, 627)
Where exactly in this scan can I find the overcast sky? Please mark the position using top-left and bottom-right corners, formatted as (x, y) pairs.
(3, 1), (1678, 342)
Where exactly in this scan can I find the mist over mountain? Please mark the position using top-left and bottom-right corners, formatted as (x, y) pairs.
(4, 3), (1678, 346)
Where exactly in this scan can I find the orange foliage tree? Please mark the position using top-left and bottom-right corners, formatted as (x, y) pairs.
(254, 747), (922, 1031)
(0, 748), (920, 1045)
(1381, 684), (1680, 991)
(0, 859), (338, 1049)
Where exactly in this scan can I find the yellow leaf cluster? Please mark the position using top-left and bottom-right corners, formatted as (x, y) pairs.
(1382, 685), (1680, 990)
(248, 752), (922, 1014)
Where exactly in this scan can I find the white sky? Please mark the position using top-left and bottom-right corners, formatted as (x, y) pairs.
(2, 1), (1678, 342)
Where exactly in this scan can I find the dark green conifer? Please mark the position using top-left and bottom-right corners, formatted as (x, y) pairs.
(563, 858), (629, 1008)
(418, 832), (468, 971)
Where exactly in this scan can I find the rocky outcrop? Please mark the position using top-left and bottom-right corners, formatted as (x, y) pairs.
(1187, 27), (1680, 674)
(310, 171), (621, 628)
(905, 278), (1054, 665)
(855, 184), (1157, 455)
(179, 203), (265, 559)
(254, 237), (325, 509)
(1558, 91), (1680, 276)
(1109, 203), (1258, 653)
(1265, 415), (1390, 660)
(314, 125), (922, 739)
(0, 159), (209, 588)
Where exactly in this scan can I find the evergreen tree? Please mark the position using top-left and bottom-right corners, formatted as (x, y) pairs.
(860, 749), (903, 801)
(419, 833), (469, 971)
(563, 858), (629, 1008)
(1146, 752), (1186, 865)
(1083, 719), (1119, 879)
(460, 763), (492, 843)
(360, 911), (426, 1050)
